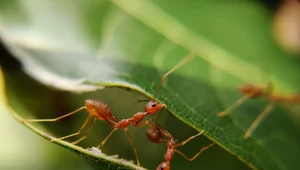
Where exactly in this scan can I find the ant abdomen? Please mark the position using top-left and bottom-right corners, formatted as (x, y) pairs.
(146, 127), (163, 143)
(85, 100), (113, 121)
(270, 94), (300, 104)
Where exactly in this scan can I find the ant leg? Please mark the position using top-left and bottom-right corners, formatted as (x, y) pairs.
(72, 118), (97, 145)
(153, 52), (195, 98)
(111, 116), (118, 122)
(134, 120), (154, 128)
(97, 128), (118, 148)
(218, 94), (252, 117)
(173, 130), (204, 148)
(51, 115), (92, 142)
(244, 103), (274, 139)
(22, 106), (86, 122)
(123, 127), (140, 167)
(175, 142), (215, 161)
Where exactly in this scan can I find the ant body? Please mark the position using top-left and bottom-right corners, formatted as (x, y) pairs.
(22, 52), (196, 166)
(218, 83), (300, 139)
(144, 121), (214, 170)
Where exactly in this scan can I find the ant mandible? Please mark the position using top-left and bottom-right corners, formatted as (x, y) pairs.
(142, 121), (214, 170)
(218, 82), (300, 139)
(22, 52), (196, 167)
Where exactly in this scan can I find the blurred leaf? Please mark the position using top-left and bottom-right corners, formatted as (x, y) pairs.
(1, 0), (300, 170)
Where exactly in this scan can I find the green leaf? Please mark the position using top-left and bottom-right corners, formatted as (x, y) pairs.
(1, 0), (300, 170)
(0, 68), (145, 170)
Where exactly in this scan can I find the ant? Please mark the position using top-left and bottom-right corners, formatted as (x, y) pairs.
(142, 121), (214, 170)
(218, 83), (300, 139)
(22, 52), (196, 167)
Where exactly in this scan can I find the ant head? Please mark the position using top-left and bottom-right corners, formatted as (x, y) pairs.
(156, 162), (170, 170)
(145, 101), (166, 114)
(147, 127), (163, 143)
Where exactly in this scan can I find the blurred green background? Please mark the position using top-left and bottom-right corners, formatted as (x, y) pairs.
(1, 0), (300, 170)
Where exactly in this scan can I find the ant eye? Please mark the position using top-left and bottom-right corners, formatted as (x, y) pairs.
(146, 101), (163, 114)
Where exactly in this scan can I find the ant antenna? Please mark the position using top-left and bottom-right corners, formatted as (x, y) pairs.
(153, 52), (195, 99)
(137, 99), (150, 103)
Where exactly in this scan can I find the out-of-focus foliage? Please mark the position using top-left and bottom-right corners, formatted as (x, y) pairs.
(273, 0), (300, 55)
(0, 0), (300, 170)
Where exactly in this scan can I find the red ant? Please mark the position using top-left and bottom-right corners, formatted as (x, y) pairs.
(218, 83), (300, 139)
(142, 121), (214, 170)
(22, 52), (196, 167)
